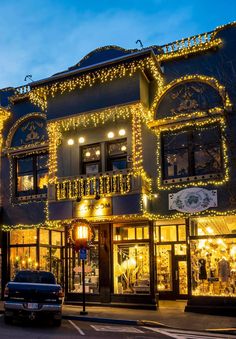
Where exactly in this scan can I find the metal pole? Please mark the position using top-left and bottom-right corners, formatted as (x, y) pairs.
(80, 258), (88, 315)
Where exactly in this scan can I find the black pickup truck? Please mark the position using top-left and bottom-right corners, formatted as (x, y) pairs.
(4, 270), (64, 326)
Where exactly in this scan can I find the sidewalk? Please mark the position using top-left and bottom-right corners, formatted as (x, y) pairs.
(1, 300), (236, 332)
(62, 300), (236, 332)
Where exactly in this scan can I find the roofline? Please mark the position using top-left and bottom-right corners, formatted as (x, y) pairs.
(30, 48), (160, 88)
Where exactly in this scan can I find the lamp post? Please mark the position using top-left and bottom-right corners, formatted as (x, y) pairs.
(70, 220), (94, 315)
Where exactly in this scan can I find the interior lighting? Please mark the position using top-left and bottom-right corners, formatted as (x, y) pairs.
(119, 129), (126, 136)
(121, 145), (127, 151)
(108, 131), (114, 139)
(95, 150), (100, 156)
(67, 138), (74, 146)
(206, 226), (214, 234)
(85, 151), (91, 157)
(79, 137), (85, 144)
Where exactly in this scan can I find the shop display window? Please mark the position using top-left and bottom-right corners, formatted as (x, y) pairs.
(156, 245), (172, 291)
(68, 245), (99, 294)
(10, 247), (37, 279)
(190, 237), (236, 297)
(113, 243), (150, 294)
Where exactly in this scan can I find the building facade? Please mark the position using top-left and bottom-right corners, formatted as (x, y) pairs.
(0, 21), (236, 312)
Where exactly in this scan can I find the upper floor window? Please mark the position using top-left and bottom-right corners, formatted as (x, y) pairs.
(106, 139), (127, 171)
(81, 144), (101, 175)
(16, 153), (48, 196)
(162, 125), (222, 180)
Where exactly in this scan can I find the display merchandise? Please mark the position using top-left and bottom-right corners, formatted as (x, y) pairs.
(156, 245), (172, 291)
(190, 237), (236, 296)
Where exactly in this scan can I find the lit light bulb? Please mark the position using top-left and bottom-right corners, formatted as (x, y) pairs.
(95, 150), (100, 156)
(85, 151), (91, 157)
(119, 129), (126, 136)
(79, 137), (85, 144)
(108, 131), (114, 139)
(67, 138), (74, 146)
(121, 145), (127, 151)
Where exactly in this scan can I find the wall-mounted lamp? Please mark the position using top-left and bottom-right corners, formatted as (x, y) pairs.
(79, 137), (85, 144)
(119, 129), (126, 136)
(107, 131), (114, 139)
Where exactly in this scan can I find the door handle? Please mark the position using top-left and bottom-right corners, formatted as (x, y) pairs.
(175, 270), (178, 280)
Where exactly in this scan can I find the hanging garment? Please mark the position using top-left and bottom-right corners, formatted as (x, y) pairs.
(198, 258), (207, 280)
(218, 258), (230, 282)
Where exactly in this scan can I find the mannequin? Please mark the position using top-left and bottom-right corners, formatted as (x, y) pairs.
(198, 258), (207, 280)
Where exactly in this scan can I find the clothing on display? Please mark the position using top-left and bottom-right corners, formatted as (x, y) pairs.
(198, 258), (207, 280)
(218, 258), (230, 282)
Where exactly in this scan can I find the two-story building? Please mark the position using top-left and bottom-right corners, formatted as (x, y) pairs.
(0, 21), (236, 313)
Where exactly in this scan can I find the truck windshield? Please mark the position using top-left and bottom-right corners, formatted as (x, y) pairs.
(14, 271), (56, 284)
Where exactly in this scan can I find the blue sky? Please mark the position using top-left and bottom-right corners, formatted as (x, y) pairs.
(0, 0), (235, 88)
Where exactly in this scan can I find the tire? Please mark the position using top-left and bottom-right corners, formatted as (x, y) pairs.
(4, 315), (12, 325)
(53, 319), (61, 327)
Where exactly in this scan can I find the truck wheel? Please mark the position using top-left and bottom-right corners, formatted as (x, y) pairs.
(53, 319), (61, 327)
(4, 315), (12, 324)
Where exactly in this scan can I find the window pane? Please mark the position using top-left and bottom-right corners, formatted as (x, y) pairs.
(10, 247), (37, 279)
(164, 151), (189, 178)
(156, 245), (172, 291)
(191, 238), (236, 297)
(82, 145), (100, 162)
(10, 229), (37, 244)
(194, 146), (221, 175)
(108, 140), (127, 156)
(69, 245), (99, 294)
(37, 154), (48, 170)
(37, 172), (48, 190)
(163, 133), (188, 150)
(51, 231), (61, 246)
(114, 243), (150, 294)
(161, 226), (177, 242)
(40, 229), (49, 244)
(178, 225), (186, 241)
(85, 163), (99, 175)
(17, 175), (34, 192)
(40, 247), (50, 271)
(113, 224), (149, 241)
(111, 159), (127, 171)
(17, 157), (33, 173)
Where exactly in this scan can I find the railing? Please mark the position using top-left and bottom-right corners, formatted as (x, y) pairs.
(160, 31), (214, 54)
(14, 85), (31, 95)
(53, 169), (149, 201)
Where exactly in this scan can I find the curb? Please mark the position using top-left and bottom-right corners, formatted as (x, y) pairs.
(62, 314), (169, 327)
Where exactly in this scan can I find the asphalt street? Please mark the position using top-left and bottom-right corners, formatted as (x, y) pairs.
(0, 314), (235, 339)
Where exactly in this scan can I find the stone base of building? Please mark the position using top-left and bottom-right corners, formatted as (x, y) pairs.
(185, 296), (236, 316)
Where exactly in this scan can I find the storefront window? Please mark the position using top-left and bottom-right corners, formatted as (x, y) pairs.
(191, 237), (236, 296)
(51, 231), (61, 246)
(40, 229), (49, 244)
(10, 247), (37, 279)
(40, 247), (50, 271)
(113, 243), (150, 294)
(68, 245), (99, 294)
(156, 245), (172, 291)
(10, 229), (37, 244)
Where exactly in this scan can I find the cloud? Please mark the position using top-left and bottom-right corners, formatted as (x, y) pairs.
(0, 2), (196, 88)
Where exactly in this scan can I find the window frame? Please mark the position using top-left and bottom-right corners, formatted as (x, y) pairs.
(106, 138), (128, 172)
(161, 125), (223, 181)
(15, 152), (48, 197)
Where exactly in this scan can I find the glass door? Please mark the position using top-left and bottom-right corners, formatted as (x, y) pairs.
(174, 256), (188, 298)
